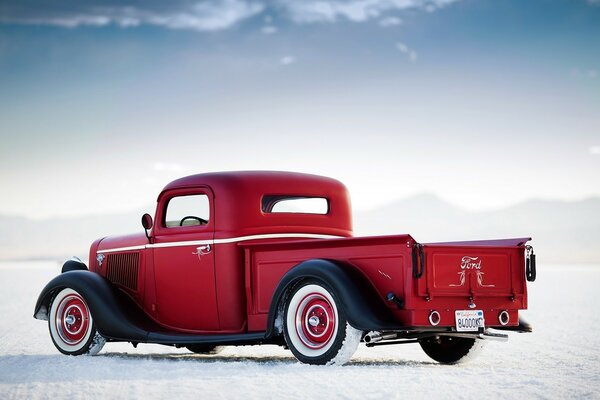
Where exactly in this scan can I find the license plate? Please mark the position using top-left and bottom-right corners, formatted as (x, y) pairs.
(455, 310), (485, 332)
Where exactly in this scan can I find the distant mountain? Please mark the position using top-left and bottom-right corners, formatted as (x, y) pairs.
(0, 196), (598, 264)
(354, 195), (600, 264)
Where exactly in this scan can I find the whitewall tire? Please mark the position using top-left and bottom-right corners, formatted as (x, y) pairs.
(48, 288), (105, 355)
(283, 281), (362, 365)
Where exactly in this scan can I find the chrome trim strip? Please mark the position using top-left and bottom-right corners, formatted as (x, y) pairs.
(150, 240), (212, 249)
(97, 233), (342, 253)
(213, 233), (341, 244)
(97, 245), (146, 254)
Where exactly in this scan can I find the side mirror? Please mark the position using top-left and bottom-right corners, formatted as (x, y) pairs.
(141, 213), (153, 242)
(141, 213), (153, 230)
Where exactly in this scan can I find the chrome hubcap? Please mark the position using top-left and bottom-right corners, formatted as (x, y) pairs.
(54, 293), (90, 345)
(295, 292), (336, 349)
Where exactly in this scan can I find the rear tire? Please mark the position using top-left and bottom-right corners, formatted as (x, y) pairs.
(419, 336), (483, 364)
(48, 288), (105, 355)
(283, 281), (362, 365)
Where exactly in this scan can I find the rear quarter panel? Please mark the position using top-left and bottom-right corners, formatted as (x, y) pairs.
(242, 235), (415, 331)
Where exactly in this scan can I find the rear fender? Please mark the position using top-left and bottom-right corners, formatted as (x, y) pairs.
(33, 270), (149, 342)
(265, 259), (400, 338)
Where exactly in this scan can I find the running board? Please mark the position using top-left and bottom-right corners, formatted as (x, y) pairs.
(147, 331), (274, 346)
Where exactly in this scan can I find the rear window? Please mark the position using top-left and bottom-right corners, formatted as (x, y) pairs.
(262, 196), (329, 215)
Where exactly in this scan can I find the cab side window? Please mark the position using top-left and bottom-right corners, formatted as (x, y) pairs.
(164, 194), (210, 228)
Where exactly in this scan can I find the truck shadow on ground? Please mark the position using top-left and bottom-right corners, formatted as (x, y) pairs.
(0, 354), (436, 384)
(99, 352), (436, 367)
(101, 351), (299, 364)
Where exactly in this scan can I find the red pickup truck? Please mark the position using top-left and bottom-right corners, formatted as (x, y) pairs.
(34, 171), (536, 365)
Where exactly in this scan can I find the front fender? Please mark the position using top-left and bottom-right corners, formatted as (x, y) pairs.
(33, 270), (149, 342)
(265, 259), (401, 338)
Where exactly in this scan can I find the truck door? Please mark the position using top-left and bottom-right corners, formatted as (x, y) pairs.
(152, 187), (219, 331)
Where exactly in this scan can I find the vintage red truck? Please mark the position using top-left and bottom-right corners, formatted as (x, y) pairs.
(34, 171), (536, 365)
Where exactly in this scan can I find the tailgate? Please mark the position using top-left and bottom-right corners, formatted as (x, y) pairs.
(414, 238), (532, 301)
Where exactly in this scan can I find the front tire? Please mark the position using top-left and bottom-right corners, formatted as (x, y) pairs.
(419, 336), (483, 364)
(48, 288), (105, 355)
(283, 281), (362, 365)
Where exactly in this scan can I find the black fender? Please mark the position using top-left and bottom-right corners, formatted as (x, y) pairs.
(61, 259), (88, 273)
(33, 270), (149, 342)
(265, 259), (401, 338)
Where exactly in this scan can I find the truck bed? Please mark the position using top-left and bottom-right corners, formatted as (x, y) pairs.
(241, 235), (530, 332)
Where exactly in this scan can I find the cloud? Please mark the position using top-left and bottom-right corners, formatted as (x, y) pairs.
(278, 0), (459, 23)
(590, 146), (600, 156)
(0, 0), (265, 31)
(396, 41), (417, 62)
(570, 68), (598, 79)
(379, 16), (402, 27)
(280, 55), (296, 65)
(261, 25), (278, 34)
(0, 0), (460, 31)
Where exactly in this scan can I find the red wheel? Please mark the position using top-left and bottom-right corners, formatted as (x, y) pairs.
(284, 281), (362, 365)
(49, 288), (105, 355)
(295, 292), (337, 350)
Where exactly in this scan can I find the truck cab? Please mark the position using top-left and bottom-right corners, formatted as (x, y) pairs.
(90, 171), (352, 333)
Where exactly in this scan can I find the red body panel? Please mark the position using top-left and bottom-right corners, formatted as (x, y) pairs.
(242, 236), (528, 331)
(242, 235), (413, 331)
(90, 171), (531, 335)
(405, 242), (527, 327)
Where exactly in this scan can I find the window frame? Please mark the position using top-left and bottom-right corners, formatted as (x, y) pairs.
(261, 195), (330, 215)
(154, 187), (214, 235)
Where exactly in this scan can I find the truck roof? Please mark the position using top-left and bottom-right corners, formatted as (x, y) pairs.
(161, 171), (345, 194)
(158, 171), (353, 238)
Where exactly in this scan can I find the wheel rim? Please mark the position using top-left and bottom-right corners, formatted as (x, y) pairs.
(54, 293), (91, 346)
(295, 292), (336, 349)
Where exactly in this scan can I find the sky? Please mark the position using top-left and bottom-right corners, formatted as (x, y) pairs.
(0, 0), (599, 219)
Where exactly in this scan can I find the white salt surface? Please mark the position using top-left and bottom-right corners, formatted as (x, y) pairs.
(0, 261), (598, 399)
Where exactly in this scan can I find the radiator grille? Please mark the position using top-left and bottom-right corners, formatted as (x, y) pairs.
(106, 252), (140, 291)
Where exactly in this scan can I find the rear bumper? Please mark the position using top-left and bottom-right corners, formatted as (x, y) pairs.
(363, 320), (532, 347)
(492, 316), (533, 333)
(445, 330), (509, 342)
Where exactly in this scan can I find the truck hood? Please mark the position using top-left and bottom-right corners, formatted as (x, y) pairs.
(97, 232), (148, 253)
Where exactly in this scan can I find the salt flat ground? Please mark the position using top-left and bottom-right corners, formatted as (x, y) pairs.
(0, 262), (598, 399)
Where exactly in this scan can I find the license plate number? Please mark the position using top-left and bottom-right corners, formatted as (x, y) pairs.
(455, 310), (485, 332)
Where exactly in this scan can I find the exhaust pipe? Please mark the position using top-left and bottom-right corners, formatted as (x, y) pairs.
(498, 310), (510, 326)
(364, 331), (397, 344)
(429, 310), (441, 326)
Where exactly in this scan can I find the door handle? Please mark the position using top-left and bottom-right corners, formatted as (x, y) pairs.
(192, 244), (212, 257)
